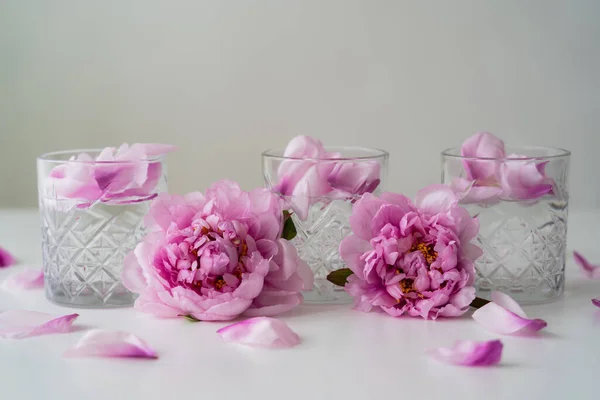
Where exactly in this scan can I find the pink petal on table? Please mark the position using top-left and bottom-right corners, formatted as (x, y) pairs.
(472, 291), (547, 335)
(1, 268), (44, 291)
(217, 317), (300, 348)
(64, 330), (158, 359)
(0, 246), (16, 268)
(592, 299), (600, 308)
(428, 340), (503, 366)
(0, 310), (78, 339)
(573, 251), (600, 279)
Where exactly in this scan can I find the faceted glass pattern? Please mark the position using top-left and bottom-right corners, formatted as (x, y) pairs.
(290, 199), (353, 303)
(41, 202), (148, 307)
(464, 200), (568, 304)
(37, 149), (168, 308)
(263, 146), (388, 303)
(442, 146), (570, 304)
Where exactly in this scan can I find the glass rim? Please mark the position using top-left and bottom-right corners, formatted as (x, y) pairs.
(37, 148), (166, 164)
(261, 146), (389, 162)
(441, 146), (571, 161)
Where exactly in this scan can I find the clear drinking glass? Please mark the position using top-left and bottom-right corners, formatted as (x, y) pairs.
(37, 150), (168, 308)
(263, 147), (389, 303)
(442, 146), (570, 304)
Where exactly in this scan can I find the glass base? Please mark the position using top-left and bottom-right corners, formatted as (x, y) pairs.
(465, 199), (567, 305)
(46, 289), (135, 309)
(290, 200), (353, 304)
(41, 201), (146, 309)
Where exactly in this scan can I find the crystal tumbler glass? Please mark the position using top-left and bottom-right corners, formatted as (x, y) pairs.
(442, 146), (570, 304)
(37, 149), (168, 308)
(263, 147), (388, 303)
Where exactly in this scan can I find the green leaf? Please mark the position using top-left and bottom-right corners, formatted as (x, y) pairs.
(180, 314), (201, 322)
(281, 210), (297, 241)
(326, 268), (354, 287)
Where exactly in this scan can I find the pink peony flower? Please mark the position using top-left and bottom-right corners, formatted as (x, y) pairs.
(45, 143), (175, 207)
(339, 185), (482, 320)
(0, 246), (16, 268)
(123, 181), (313, 321)
(273, 136), (381, 220)
(454, 132), (554, 203)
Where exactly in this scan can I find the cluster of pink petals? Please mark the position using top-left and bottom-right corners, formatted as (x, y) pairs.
(453, 132), (554, 204)
(123, 180), (313, 321)
(0, 310), (78, 339)
(472, 291), (547, 335)
(428, 339), (503, 367)
(65, 330), (158, 359)
(217, 317), (300, 348)
(45, 143), (175, 208)
(0, 246), (16, 268)
(273, 136), (381, 220)
(1, 268), (44, 292)
(339, 184), (482, 320)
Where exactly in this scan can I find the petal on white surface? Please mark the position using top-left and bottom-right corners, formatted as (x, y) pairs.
(592, 299), (600, 308)
(64, 330), (158, 359)
(1, 268), (44, 292)
(573, 251), (600, 279)
(0, 310), (78, 339)
(428, 340), (503, 366)
(217, 317), (300, 348)
(472, 292), (547, 335)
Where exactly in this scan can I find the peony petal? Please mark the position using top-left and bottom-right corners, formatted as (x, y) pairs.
(339, 235), (371, 277)
(592, 299), (600, 308)
(244, 292), (303, 317)
(451, 177), (503, 205)
(64, 329), (158, 359)
(0, 310), (78, 339)
(499, 155), (554, 201)
(460, 132), (505, 180)
(490, 291), (527, 318)
(122, 251), (147, 293)
(472, 291), (547, 335)
(414, 184), (458, 215)
(282, 135), (327, 159)
(427, 340), (503, 366)
(573, 251), (600, 279)
(1, 268), (44, 292)
(217, 317), (300, 348)
(0, 246), (16, 267)
(349, 193), (385, 240)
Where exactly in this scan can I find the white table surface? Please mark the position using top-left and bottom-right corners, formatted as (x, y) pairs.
(0, 208), (599, 400)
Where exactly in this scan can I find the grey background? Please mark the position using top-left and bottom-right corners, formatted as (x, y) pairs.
(1, 0), (598, 209)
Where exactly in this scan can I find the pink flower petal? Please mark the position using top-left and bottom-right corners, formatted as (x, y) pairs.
(573, 251), (600, 279)
(460, 132), (505, 180)
(592, 299), (600, 308)
(451, 177), (503, 205)
(0, 310), (78, 339)
(427, 340), (503, 366)
(414, 184), (458, 215)
(472, 291), (547, 335)
(217, 317), (300, 348)
(1, 268), (44, 291)
(0, 246), (16, 268)
(64, 329), (158, 359)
